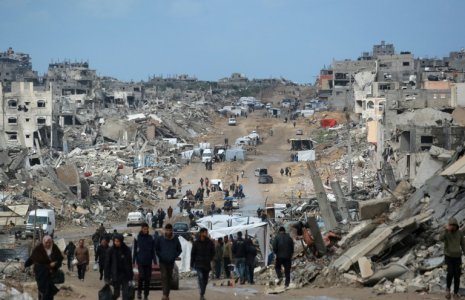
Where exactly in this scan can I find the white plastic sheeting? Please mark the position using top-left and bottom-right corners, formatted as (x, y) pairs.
(207, 222), (270, 266)
(197, 215), (261, 229)
(178, 236), (192, 273)
(181, 150), (194, 160)
(298, 150), (315, 161)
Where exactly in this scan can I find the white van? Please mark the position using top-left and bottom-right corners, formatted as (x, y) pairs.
(25, 209), (56, 238)
(202, 149), (213, 163)
(266, 103), (272, 109)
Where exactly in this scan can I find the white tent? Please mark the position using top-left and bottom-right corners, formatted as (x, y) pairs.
(298, 150), (315, 161)
(177, 236), (192, 273)
(207, 222), (270, 266)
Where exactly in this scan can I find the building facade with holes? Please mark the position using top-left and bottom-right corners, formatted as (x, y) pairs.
(0, 82), (52, 148)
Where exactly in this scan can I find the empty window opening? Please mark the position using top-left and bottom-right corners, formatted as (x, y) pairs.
(401, 131), (411, 151)
(29, 158), (41, 166)
(421, 136), (433, 143)
(37, 117), (46, 125)
(25, 102), (30, 106)
(6, 131), (17, 141)
(403, 62), (410, 66)
(37, 100), (46, 108)
(25, 134), (30, 138)
(8, 117), (17, 124)
(8, 99), (17, 107)
(26, 118), (30, 122)
(367, 101), (374, 109)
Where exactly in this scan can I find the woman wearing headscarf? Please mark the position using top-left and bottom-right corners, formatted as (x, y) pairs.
(22, 236), (64, 300)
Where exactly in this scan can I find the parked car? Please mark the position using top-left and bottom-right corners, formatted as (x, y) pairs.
(131, 247), (180, 290)
(254, 167), (268, 177)
(228, 118), (237, 126)
(173, 222), (190, 238)
(258, 174), (273, 184)
(165, 187), (181, 199)
(127, 212), (145, 227)
(296, 129), (303, 135)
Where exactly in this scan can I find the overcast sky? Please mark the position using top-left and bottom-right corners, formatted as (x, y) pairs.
(1, 0), (464, 84)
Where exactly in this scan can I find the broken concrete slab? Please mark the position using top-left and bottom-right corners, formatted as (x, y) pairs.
(358, 257), (373, 278)
(412, 153), (444, 189)
(438, 152), (452, 162)
(56, 163), (80, 186)
(332, 226), (392, 272)
(358, 197), (391, 220)
(362, 263), (409, 286)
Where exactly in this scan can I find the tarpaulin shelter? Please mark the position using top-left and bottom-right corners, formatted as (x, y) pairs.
(206, 222), (270, 266)
(225, 148), (246, 161)
(298, 150), (316, 161)
(320, 119), (337, 128)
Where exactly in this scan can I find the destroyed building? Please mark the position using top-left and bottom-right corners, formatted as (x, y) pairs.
(0, 82), (53, 149)
(0, 47), (40, 92)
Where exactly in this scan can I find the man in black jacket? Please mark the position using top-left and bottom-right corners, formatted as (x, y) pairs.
(64, 241), (76, 271)
(91, 229), (100, 253)
(133, 223), (156, 300)
(155, 224), (182, 300)
(232, 231), (247, 284)
(191, 228), (215, 300)
(95, 238), (109, 280)
(105, 234), (133, 300)
(272, 227), (294, 288)
(245, 237), (257, 284)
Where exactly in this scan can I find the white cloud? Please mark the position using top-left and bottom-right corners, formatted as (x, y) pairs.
(169, 0), (202, 18)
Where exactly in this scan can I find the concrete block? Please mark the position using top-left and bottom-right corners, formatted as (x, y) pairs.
(56, 164), (80, 186)
(76, 206), (89, 214)
(438, 153), (452, 162)
(358, 257), (373, 278)
(358, 198), (391, 220)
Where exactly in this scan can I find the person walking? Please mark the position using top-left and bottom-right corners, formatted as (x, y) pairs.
(133, 223), (156, 300)
(167, 206), (173, 219)
(293, 121), (296, 128)
(191, 228), (215, 300)
(152, 213), (158, 230)
(289, 169), (292, 177)
(236, 174), (239, 182)
(178, 178), (182, 187)
(95, 237), (109, 281)
(99, 223), (106, 236)
(171, 177), (176, 187)
(200, 177), (204, 187)
(155, 224), (182, 300)
(285, 167), (289, 176)
(225, 138), (228, 145)
(245, 237), (257, 284)
(280, 168), (284, 177)
(232, 231), (247, 284)
(92, 229), (100, 253)
(74, 239), (89, 281)
(206, 188), (210, 198)
(223, 236), (233, 279)
(22, 236), (63, 300)
(64, 241), (76, 272)
(440, 217), (465, 299)
(100, 230), (110, 244)
(105, 234), (134, 300)
(241, 169), (244, 178)
(159, 209), (166, 229)
(298, 190), (302, 199)
(272, 227), (294, 288)
(214, 237), (224, 279)
(205, 178), (209, 188)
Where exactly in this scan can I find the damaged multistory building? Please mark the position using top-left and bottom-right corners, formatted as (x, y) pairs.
(0, 47), (41, 92)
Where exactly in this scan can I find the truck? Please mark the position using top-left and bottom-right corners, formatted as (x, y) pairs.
(25, 209), (56, 238)
(202, 149), (213, 163)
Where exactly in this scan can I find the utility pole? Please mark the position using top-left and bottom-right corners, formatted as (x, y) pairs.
(346, 112), (353, 193)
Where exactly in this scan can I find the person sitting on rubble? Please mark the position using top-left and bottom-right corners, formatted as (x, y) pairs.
(440, 217), (465, 300)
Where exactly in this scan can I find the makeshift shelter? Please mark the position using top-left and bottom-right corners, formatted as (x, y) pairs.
(291, 139), (314, 151)
(234, 138), (251, 146)
(320, 119), (337, 128)
(225, 148), (246, 161)
(207, 222), (270, 266)
(298, 150), (315, 161)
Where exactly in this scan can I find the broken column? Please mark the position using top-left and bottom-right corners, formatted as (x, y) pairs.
(330, 180), (350, 221)
(307, 162), (338, 231)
